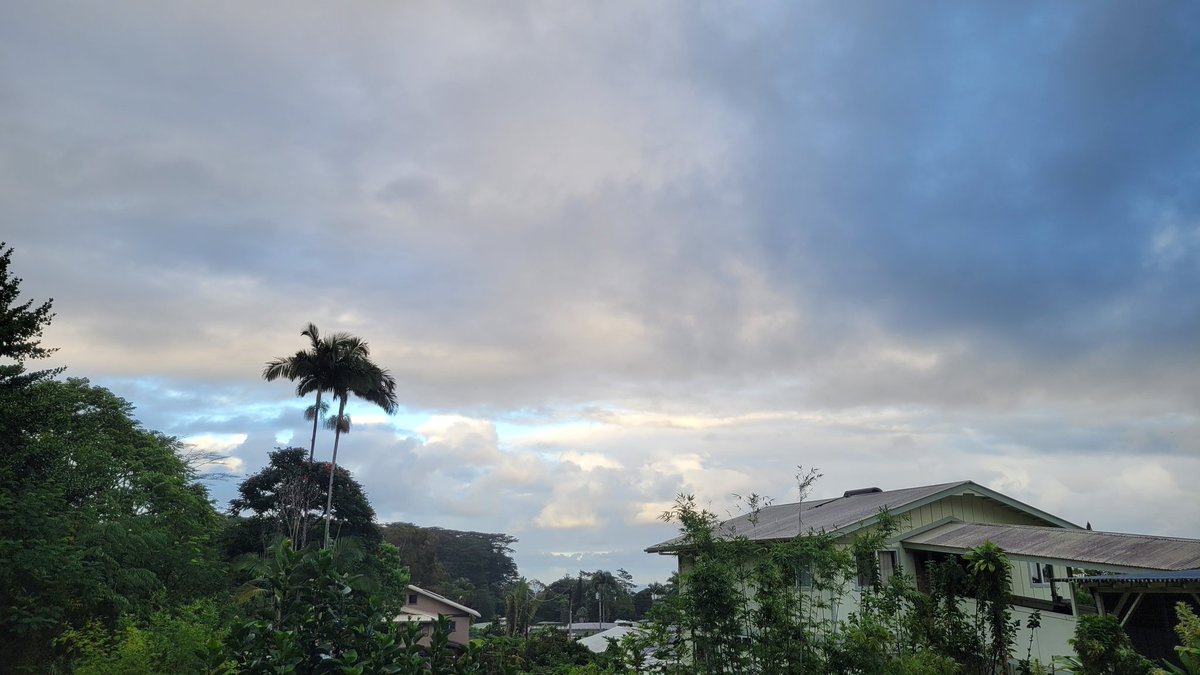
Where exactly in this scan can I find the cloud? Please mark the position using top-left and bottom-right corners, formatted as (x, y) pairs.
(560, 451), (623, 472)
(1, 1), (1198, 582)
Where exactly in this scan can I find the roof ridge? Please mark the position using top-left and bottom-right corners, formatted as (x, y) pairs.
(752, 479), (971, 511)
(408, 584), (481, 617)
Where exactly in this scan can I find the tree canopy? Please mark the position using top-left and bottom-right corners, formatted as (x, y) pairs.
(227, 446), (379, 556)
(379, 522), (519, 619)
(0, 378), (226, 668)
(0, 242), (61, 387)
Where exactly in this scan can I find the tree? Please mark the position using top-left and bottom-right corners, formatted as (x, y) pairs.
(0, 242), (62, 387)
(1067, 613), (1155, 675)
(378, 523), (519, 619)
(378, 522), (450, 588)
(633, 582), (669, 619)
(318, 332), (398, 548)
(228, 447), (379, 556)
(263, 323), (336, 548)
(584, 570), (636, 623)
(504, 578), (542, 638)
(534, 575), (580, 624)
(263, 326), (398, 548)
(0, 378), (225, 669)
(230, 538), (423, 673)
(263, 323), (333, 467)
(964, 540), (1017, 674)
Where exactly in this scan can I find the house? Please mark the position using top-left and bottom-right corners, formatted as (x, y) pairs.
(565, 621), (635, 639)
(394, 584), (481, 647)
(646, 480), (1200, 666)
(578, 625), (637, 653)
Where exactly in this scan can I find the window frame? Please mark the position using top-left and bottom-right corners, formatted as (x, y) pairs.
(1029, 561), (1053, 586)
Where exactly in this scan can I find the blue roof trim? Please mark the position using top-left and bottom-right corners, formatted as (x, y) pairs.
(1069, 569), (1200, 585)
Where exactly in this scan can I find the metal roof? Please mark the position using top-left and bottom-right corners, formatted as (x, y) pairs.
(407, 584), (482, 618)
(903, 522), (1200, 571)
(646, 480), (1074, 553)
(1069, 569), (1200, 586)
(578, 626), (637, 653)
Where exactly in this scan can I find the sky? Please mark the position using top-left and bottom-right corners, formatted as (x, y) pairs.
(3, 1), (1199, 584)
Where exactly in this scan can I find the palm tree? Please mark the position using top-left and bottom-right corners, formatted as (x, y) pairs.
(263, 323), (335, 467)
(264, 323), (338, 547)
(319, 334), (398, 548)
(504, 578), (542, 638)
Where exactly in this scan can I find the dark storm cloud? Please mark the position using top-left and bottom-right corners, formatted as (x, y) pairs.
(717, 3), (1200, 358)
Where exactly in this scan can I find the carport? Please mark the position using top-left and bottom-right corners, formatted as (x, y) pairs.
(1069, 569), (1200, 665)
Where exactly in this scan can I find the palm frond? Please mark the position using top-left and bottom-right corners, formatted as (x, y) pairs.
(304, 401), (330, 421)
(324, 413), (351, 433)
(301, 322), (321, 346)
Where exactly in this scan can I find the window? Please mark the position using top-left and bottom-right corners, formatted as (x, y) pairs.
(857, 550), (898, 590)
(448, 620), (457, 633)
(408, 593), (418, 604)
(1029, 562), (1053, 586)
(855, 555), (871, 589)
(879, 550), (897, 586)
(798, 565), (813, 588)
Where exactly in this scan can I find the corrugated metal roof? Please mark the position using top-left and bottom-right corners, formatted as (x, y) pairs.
(648, 481), (975, 553)
(903, 522), (1200, 571)
(1070, 570), (1200, 585)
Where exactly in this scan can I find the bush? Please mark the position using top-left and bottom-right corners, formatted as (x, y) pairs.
(57, 600), (232, 675)
(1069, 614), (1155, 675)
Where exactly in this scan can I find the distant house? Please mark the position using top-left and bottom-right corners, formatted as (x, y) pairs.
(394, 584), (481, 647)
(565, 621), (633, 639)
(647, 480), (1200, 666)
(578, 625), (637, 653)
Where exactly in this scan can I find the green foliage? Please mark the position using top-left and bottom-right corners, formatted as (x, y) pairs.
(963, 540), (1016, 674)
(1063, 614), (1155, 675)
(371, 541), (415, 616)
(380, 522), (519, 619)
(523, 627), (595, 672)
(379, 522), (451, 587)
(659, 493), (752, 672)
(264, 324), (399, 549)
(312, 331), (398, 548)
(504, 578), (542, 638)
(464, 627), (597, 675)
(533, 569), (643, 626)
(648, 477), (1043, 675)
(906, 557), (981, 667)
(0, 242), (62, 387)
(57, 600), (234, 675)
(632, 582), (669, 619)
(1165, 602), (1200, 675)
(227, 537), (571, 674)
(0, 378), (227, 669)
(227, 446), (380, 556)
(229, 538), (412, 672)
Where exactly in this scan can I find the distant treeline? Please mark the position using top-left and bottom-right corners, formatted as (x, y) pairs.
(379, 522), (519, 620)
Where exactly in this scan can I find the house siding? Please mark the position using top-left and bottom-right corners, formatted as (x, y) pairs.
(403, 593), (475, 645)
(897, 495), (1049, 579)
(1008, 556), (1064, 603)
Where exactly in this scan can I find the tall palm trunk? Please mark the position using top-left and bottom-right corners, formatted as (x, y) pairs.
(296, 389), (323, 548)
(307, 390), (322, 464)
(323, 395), (347, 548)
